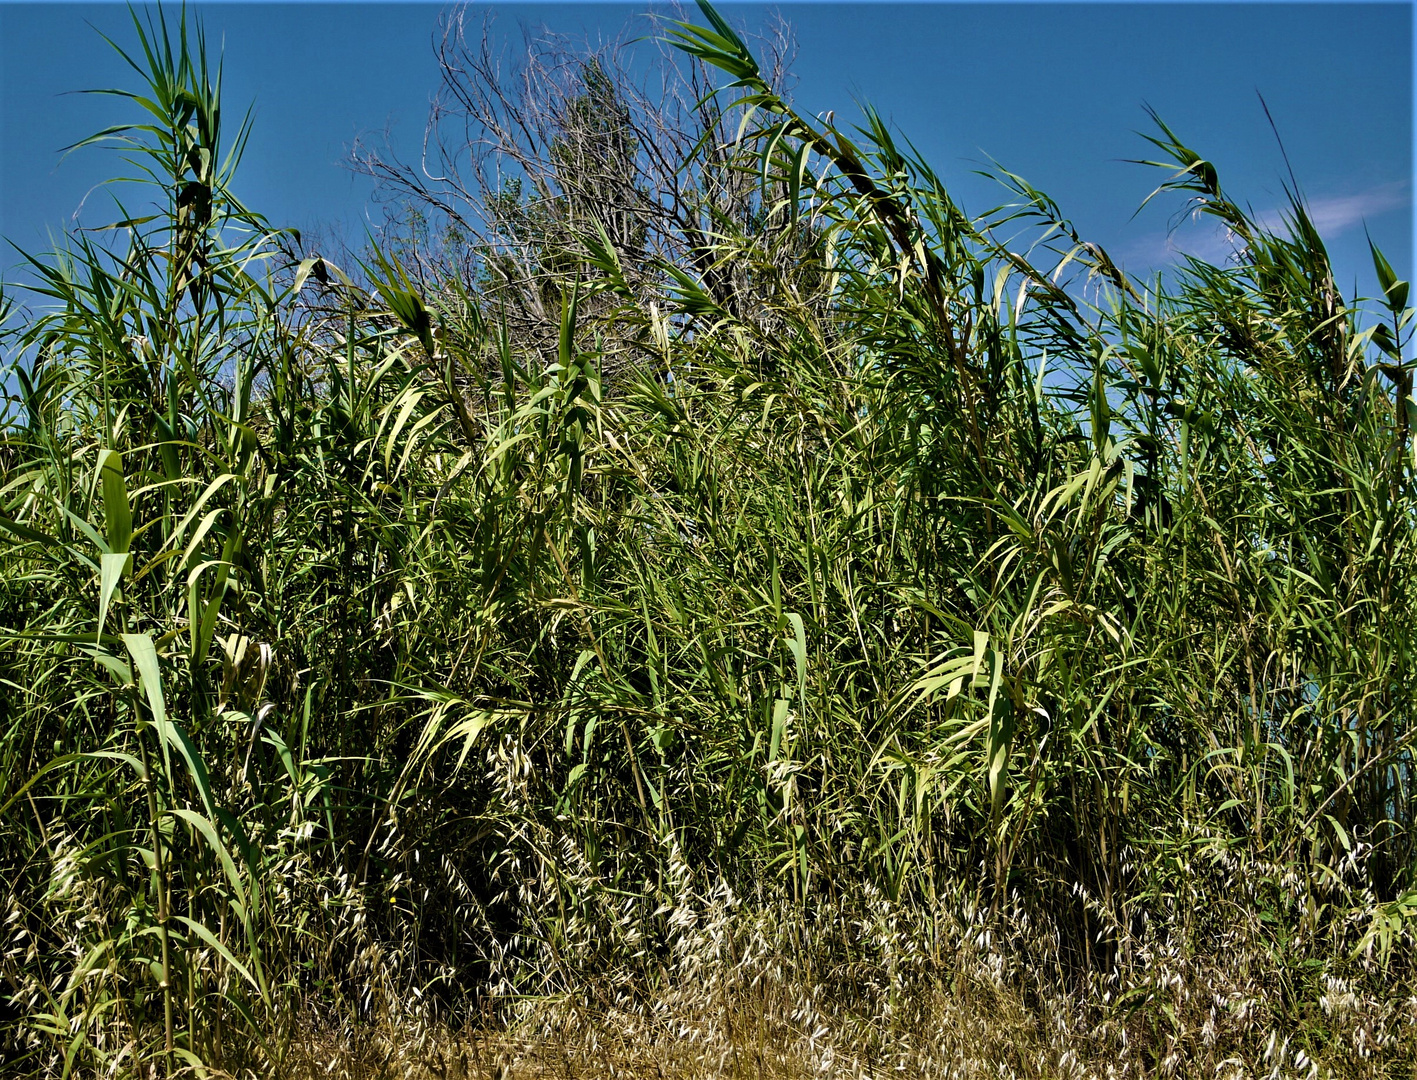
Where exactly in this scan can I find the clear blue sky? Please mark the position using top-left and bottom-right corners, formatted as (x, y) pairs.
(1, 2), (1412, 303)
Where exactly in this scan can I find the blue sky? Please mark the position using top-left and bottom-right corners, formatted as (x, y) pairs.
(0, 2), (1412, 303)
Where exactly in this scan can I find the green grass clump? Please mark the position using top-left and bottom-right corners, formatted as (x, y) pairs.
(1, 4), (1414, 1077)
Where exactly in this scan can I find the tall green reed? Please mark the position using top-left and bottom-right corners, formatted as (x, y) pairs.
(2, 3), (1413, 1076)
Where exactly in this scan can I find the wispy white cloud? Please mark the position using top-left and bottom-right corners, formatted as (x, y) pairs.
(1255, 180), (1409, 237)
(1116, 179), (1411, 273)
(1114, 214), (1244, 272)
(1117, 220), (1236, 270)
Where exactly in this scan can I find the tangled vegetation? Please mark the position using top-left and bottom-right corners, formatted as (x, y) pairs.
(1, 5), (1414, 1077)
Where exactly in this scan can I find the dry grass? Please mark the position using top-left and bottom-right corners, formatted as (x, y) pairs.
(275, 969), (1417, 1080)
(270, 878), (1417, 1080)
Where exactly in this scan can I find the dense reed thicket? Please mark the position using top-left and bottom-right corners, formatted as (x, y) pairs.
(2, 5), (1414, 1077)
